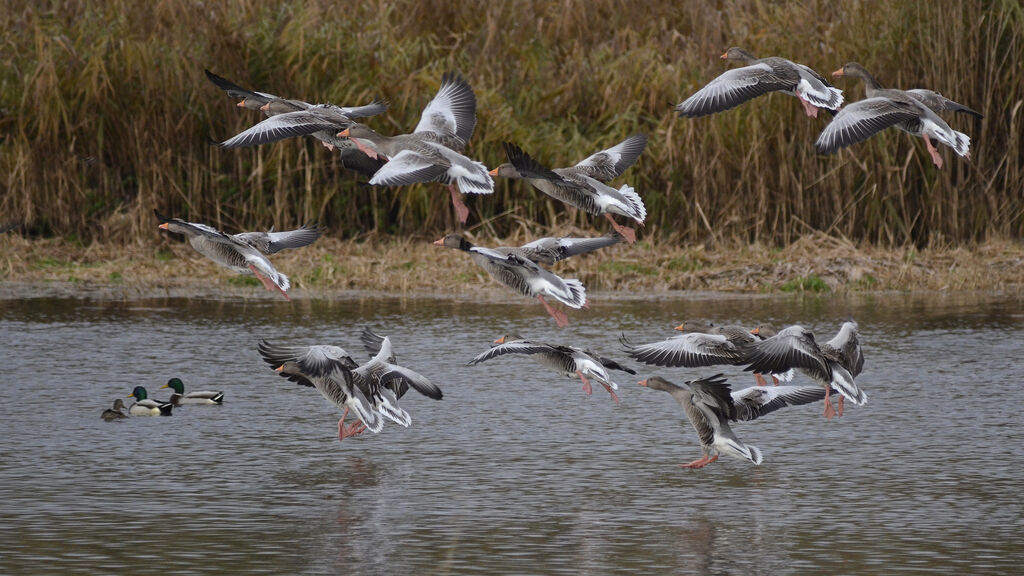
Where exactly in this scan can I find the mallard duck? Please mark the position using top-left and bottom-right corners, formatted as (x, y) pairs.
(434, 233), (599, 327)
(639, 374), (826, 468)
(468, 334), (635, 404)
(205, 69), (388, 178)
(257, 340), (382, 441)
(126, 387), (173, 416)
(745, 323), (867, 419)
(337, 73), (492, 223)
(818, 63), (971, 168)
(155, 210), (322, 300)
(675, 47), (843, 118)
(489, 135), (647, 243)
(160, 378), (224, 405)
(102, 399), (128, 420)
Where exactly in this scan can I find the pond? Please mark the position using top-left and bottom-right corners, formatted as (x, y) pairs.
(1, 291), (1021, 574)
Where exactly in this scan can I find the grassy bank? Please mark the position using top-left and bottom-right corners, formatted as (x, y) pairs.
(2, 231), (1021, 299)
(1, 0), (1022, 247)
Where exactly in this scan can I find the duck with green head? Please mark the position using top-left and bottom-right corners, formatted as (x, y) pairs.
(160, 378), (225, 405)
(127, 386), (173, 416)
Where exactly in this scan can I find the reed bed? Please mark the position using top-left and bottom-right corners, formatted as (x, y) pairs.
(2, 0), (1022, 246)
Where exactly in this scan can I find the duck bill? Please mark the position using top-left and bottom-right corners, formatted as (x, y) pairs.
(159, 384), (170, 389)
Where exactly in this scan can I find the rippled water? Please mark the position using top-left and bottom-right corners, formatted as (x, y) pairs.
(1, 292), (1022, 574)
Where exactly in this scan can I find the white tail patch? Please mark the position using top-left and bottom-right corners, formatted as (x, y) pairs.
(556, 278), (587, 309)
(747, 444), (763, 466)
(616, 184), (647, 223)
(831, 366), (867, 406)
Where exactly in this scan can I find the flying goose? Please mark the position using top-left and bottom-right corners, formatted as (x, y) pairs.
(155, 210), (322, 300)
(337, 73), (491, 223)
(489, 135), (647, 243)
(745, 323), (867, 419)
(434, 233), (617, 326)
(819, 62), (971, 168)
(469, 334), (636, 404)
(675, 47), (843, 118)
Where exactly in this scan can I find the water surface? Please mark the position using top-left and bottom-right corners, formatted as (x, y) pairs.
(1, 292), (1021, 574)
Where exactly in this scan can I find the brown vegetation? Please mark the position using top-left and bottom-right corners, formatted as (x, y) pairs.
(1, 0), (1022, 248)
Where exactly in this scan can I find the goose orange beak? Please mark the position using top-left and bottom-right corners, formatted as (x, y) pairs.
(274, 365), (284, 372)
(831, 68), (844, 78)
(674, 323), (685, 331)
(236, 99), (247, 108)
(494, 335), (508, 344)
(751, 326), (760, 335)
(432, 237), (445, 246)
(720, 52), (728, 59)
(638, 379), (649, 387)
(337, 128), (350, 138)
(158, 223), (168, 230)
(260, 102), (270, 111)
(488, 167), (499, 176)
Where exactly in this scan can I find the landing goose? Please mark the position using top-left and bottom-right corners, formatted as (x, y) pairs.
(819, 63), (971, 168)
(490, 135), (647, 243)
(675, 47), (843, 118)
(434, 233), (617, 326)
(257, 341), (382, 441)
(639, 374), (826, 468)
(337, 73), (491, 223)
(205, 69), (388, 177)
(620, 320), (792, 386)
(469, 334), (636, 404)
(155, 210), (322, 300)
(745, 324), (867, 419)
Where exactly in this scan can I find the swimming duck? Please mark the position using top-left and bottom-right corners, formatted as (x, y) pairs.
(434, 233), (602, 327)
(675, 47), (843, 118)
(639, 374), (826, 468)
(126, 387), (173, 416)
(102, 399), (128, 420)
(468, 334), (635, 404)
(818, 63), (971, 168)
(205, 69), (388, 177)
(160, 378), (224, 405)
(489, 135), (647, 243)
(337, 73), (491, 223)
(155, 210), (322, 300)
(745, 323), (867, 419)
(257, 340), (382, 441)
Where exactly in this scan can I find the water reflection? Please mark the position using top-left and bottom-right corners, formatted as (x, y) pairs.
(1, 292), (1022, 573)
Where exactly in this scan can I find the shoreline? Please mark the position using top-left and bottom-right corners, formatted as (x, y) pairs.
(2, 233), (1022, 301)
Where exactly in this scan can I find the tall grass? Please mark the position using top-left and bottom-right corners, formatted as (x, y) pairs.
(1, 0), (1021, 246)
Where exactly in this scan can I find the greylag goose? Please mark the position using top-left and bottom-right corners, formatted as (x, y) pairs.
(160, 378), (224, 405)
(675, 47), (843, 118)
(126, 387), (173, 416)
(745, 323), (867, 419)
(349, 330), (443, 427)
(205, 69), (388, 177)
(489, 135), (648, 243)
(102, 399), (128, 420)
(620, 320), (792, 386)
(639, 374), (827, 468)
(155, 210), (322, 300)
(337, 73), (491, 223)
(468, 334), (636, 404)
(358, 327), (445, 401)
(434, 233), (617, 326)
(818, 63), (971, 168)
(257, 340), (382, 441)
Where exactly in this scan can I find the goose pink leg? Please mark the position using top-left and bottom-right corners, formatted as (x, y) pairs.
(248, 265), (290, 301)
(538, 295), (569, 327)
(797, 94), (819, 118)
(448, 184), (470, 224)
(754, 373), (769, 387)
(837, 396), (846, 417)
(576, 370), (593, 396)
(604, 214), (637, 244)
(680, 454), (718, 469)
(823, 386), (836, 420)
(598, 382), (620, 405)
(923, 134), (944, 169)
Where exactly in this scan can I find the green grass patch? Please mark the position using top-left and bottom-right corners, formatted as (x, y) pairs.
(155, 249), (175, 262)
(598, 261), (658, 276)
(227, 275), (260, 287)
(779, 275), (830, 293)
